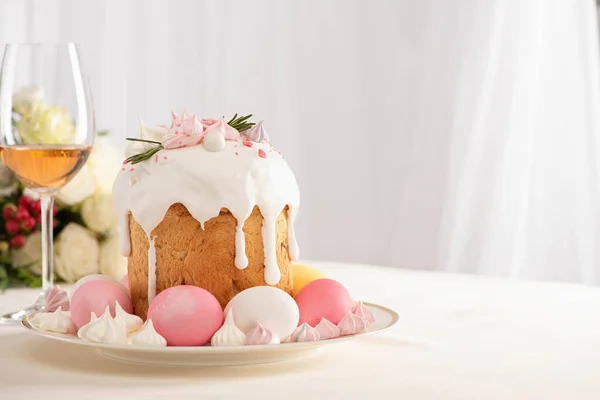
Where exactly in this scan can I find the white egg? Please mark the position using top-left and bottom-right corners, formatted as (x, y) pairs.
(224, 286), (299, 339)
(72, 274), (130, 296)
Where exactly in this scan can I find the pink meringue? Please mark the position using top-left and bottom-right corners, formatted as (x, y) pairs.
(245, 322), (280, 345)
(204, 118), (240, 141)
(242, 121), (267, 142)
(290, 322), (320, 342)
(45, 286), (69, 312)
(352, 301), (375, 324)
(337, 311), (368, 336)
(315, 318), (341, 340)
(162, 109), (205, 149)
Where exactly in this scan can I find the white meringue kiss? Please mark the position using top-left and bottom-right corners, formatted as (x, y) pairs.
(203, 130), (226, 152)
(352, 301), (375, 324)
(290, 322), (320, 342)
(211, 308), (246, 346)
(114, 301), (143, 333)
(30, 307), (75, 334)
(245, 322), (280, 345)
(128, 319), (166, 347)
(77, 306), (128, 344)
(337, 311), (368, 336)
(315, 318), (341, 340)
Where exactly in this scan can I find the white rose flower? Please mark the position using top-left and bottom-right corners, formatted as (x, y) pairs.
(13, 85), (45, 115)
(81, 194), (117, 233)
(99, 235), (127, 281)
(87, 136), (121, 194)
(54, 223), (99, 283)
(12, 232), (43, 275)
(55, 164), (96, 206)
(0, 162), (17, 197)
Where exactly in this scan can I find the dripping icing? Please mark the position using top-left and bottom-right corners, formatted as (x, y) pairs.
(147, 235), (157, 304)
(287, 206), (299, 261)
(234, 221), (249, 269)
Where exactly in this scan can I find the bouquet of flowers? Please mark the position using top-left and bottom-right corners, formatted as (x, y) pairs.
(0, 86), (125, 289)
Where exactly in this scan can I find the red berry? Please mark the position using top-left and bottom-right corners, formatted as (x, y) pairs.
(30, 200), (41, 215)
(2, 204), (16, 220)
(21, 217), (36, 232)
(53, 204), (58, 216)
(53, 218), (58, 228)
(9, 234), (26, 249)
(35, 214), (42, 225)
(18, 195), (32, 209)
(5, 219), (20, 235)
(16, 205), (29, 221)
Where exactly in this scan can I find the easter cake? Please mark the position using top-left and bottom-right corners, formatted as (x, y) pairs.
(112, 111), (299, 318)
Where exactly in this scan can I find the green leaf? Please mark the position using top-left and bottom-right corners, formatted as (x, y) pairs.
(0, 265), (8, 291)
(97, 130), (110, 137)
(16, 268), (42, 288)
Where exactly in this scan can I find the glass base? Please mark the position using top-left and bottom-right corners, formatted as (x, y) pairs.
(0, 291), (46, 325)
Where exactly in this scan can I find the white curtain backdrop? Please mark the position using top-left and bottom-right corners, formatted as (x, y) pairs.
(1, 0), (599, 284)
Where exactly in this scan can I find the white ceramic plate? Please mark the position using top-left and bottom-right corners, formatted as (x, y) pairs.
(22, 302), (398, 366)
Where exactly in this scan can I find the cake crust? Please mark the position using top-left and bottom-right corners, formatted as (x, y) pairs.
(127, 203), (293, 319)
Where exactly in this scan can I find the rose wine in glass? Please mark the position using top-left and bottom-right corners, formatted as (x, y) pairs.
(0, 43), (94, 324)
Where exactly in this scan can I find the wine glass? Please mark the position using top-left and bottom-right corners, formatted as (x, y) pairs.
(0, 43), (94, 324)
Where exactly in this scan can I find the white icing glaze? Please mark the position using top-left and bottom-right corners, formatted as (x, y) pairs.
(315, 317), (341, 340)
(128, 319), (166, 347)
(114, 301), (143, 333)
(147, 235), (157, 303)
(290, 322), (320, 342)
(113, 117), (300, 296)
(77, 306), (128, 344)
(211, 308), (246, 346)
(30, 307), (75, 334)
(245, 322), (280, 345)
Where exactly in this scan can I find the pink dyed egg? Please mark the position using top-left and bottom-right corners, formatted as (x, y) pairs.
(70, 280), (133, 329)
(72, 274), (129, 296)
(294, 278), (353, 326)
(147, 285), (223, 346)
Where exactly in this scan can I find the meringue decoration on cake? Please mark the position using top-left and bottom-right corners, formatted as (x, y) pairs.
(77, 306), (128, 345)
(113, 110), (300, 317)
(337, 310), (369, 336)
(241, 120), (267, 143)
(113, 301), (143, 333)
(128, 319), (167, 347)
(70, 279), (133, 329)
(211, 308), (246, 346)
(224, 286), (299, 340)
(30, 307), (75, 334)
(147, 285), (223, 346)
(245, 322), (280, 345)
(290, 322), (320, 342)
(44, 286), (70, 312)
(294, 278), (354, 326)
(314, 318), (341, 340)
(352, 301), (375, 324)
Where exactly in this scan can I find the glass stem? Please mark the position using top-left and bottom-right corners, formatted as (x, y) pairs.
(39, 193), (55, 292)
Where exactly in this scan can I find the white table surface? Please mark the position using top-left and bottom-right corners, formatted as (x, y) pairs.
(1, 261), (600, 400)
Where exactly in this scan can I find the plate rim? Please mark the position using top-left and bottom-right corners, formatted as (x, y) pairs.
(22, 301), (399, 353)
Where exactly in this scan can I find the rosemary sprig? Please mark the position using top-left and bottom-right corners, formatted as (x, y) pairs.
(228, 113), (255, 132)
(124, 138), (164, 165)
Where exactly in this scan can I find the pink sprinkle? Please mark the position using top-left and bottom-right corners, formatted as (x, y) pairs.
(175, 131), (180, 135)
(258, 149), (267, 158)
(121, 167), (125, 171)
(164, 156), (168, 160)
(235, 152), (239, 156)
(122, 160), (128, 165)
(243, 140), (253, 148)
(129, 168), (135, 172)
(155, 154), (158, 163)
